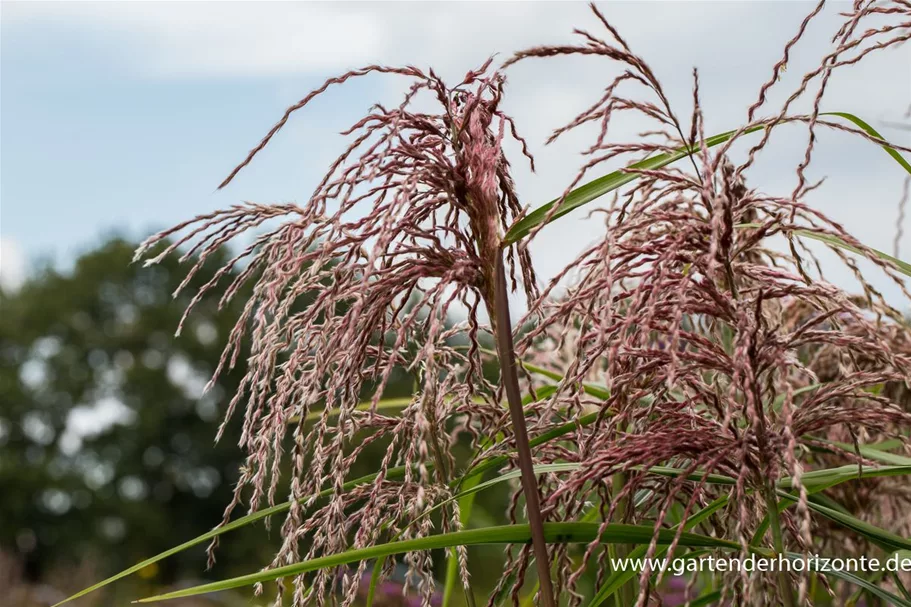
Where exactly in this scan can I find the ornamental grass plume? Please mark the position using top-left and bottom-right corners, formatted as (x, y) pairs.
(127, 2), (911, 606)
(135, 62), (555, 605)
(485, 2), (911, 605)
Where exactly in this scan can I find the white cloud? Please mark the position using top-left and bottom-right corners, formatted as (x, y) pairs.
(0, 2), (799, 79)
(3, 2), (385, 75)
(3, 1), (909, 303)
(0, 238), (26, 292)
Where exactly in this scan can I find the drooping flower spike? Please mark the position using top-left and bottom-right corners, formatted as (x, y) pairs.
(135, 2), (911, 605)
(490, 3), (911, 605)
(137, 62), (540, 605)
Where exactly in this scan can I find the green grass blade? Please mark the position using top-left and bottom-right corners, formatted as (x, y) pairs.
(519, 506), (602, 607)
(441, 471), (481, 607)
(136, 523), (739, 603)
(481, 347), (611, 400)
(586, 495), (730, 607)
(299, 387), (568, 427)
(807, 492), (852, 516)
(62, 374), (589, 607)
(778, 464), (911, 493)
(891, 551), (911, 602)
(893, 571), (911, 603)
(771, 384), (822, 411)
(457, 412), (602, 488)
(870, 439), (905, 452)
(461, 456), (734, 502)
(790, 230), (911, 279)
(736, 223), (911, 279)
(447, 463), (736, 539)
(458, 351), (610, 488)
(51, 465), (415, 607)
(292, 397), (414, 424)
(461, 460), (907, 531)
(66, 426), (906, 607)
(784, 552), (911, 607)
(427, 461), (734, 542)
(590, 461), (911, 607)
(491, 569), (522, 607)
(524, 384), (558, 405)
(364, 543), (386, 607)
(504, 126), (766, 244)
(519, 361), (611, 400)
(752, 463), (911, 546)
(822, 112), (911, 176)
(505, 112), (907, 245)
(812, 438), (911, 466)
(777, 491), (911, 553)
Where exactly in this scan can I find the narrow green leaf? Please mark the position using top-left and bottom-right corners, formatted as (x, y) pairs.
(812, 438), (911, 466)
(63, 380), (593, 606)
(292, 397), (414, 424)
(67, 419), (906, 607)
(822, 112), (911, 177)
(460, 461), (726, 504)
(491, 568), (522, 607)
(504, 126), (767, 244)
(777, 490), (911, 553)
(590, 461), (911, 607)
(893, 572), (911, 603)
(891, 551), (911, 602)
(364, 545), (386, 607)
(736, 224), (911, 279)
(753, 463), (911, 546)
(524, 383), (558, 405)
(481, 347), (611, 400)
(519, 361), (611, 400)
(519, 506), (603, 607)
(442, 473), (481, 607)
(447, 463), (737, 538)
(586, 495), (730, 607)
(51, 465), (416, 607)
(457, 412), (601, 488)
(771, 383), (822, 411)
(505, 111), (909, 245)
(136, 523), (740, 603)
(300, 380), (562, 428)
(778, 464), (911, 493)
(807, 492), (852, 516)
(457, 351), (611, 490)
(791, 230), (911, 279)
(870, 439), (905, 452)
(784, 552), (911, 607)
(639, 466), (735, 486)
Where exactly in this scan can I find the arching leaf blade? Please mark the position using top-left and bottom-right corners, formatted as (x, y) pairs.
(822, 112), (911, 176)
(784, 552), (911, 607)
(504, 126), (766, 244)
(135, 523), (740, 603)
(506, 111), (908, 245)
(51, 465), (415, 607)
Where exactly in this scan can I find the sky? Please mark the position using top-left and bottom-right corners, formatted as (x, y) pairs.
(2, 1), (910, 303)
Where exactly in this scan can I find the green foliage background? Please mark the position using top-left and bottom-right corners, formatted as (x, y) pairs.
(1, 238), (517, 606)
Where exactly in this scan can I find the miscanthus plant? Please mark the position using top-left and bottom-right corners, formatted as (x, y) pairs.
(60, 2), (911, 606)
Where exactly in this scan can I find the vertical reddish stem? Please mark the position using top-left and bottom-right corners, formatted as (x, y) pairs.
(493, 253), (556, 607)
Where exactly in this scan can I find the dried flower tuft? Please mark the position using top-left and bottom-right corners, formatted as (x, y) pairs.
(137, 62), (539, 605)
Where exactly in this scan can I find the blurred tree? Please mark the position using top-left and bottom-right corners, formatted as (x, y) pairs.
(0, 238), (278, 597)
(0, 236), (509, 605)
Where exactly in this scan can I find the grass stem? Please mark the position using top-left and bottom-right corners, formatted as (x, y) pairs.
(493, 253), (556, 607)
(763, 485), (796, 607)
(611, 472), (635, 607)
